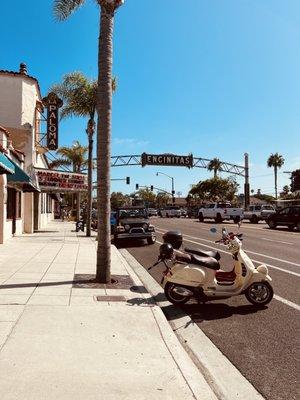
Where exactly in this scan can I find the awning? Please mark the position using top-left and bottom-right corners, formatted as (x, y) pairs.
(0, 153), (15, 175)
(7, 161), (40, 192)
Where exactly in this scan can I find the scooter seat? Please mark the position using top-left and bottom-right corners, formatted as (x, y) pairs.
(185, 247), (221, 261)
(215, 269), (236, 282)
(190, 255), (220, 270)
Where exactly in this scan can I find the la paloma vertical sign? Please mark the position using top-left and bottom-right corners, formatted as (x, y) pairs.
(42, 92), (63, 150)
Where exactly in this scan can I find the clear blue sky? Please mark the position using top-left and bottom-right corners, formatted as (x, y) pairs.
(1, 0), (299, 197)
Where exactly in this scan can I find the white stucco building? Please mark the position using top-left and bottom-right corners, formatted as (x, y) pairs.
(0, 63), (54, 243)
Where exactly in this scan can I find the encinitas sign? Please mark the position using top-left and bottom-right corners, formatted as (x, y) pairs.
(141, 153), (193, 168)
(42, 92), (63, 151)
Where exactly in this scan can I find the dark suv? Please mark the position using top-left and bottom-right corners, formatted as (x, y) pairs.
(114, 206), (156, 245)
(267, 206), (300, 231)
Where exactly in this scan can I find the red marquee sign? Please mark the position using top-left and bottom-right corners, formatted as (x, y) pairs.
(36, 168), (88, 192)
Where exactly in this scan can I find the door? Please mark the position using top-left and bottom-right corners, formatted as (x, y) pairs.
(276, 207), (290, 226)
(34, 192), (39, 231)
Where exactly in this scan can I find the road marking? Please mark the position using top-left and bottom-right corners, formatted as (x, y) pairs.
(274, 295), (300, 311)
(155, 239), (300, 310)
(155, 228), (300, 268)
(155, 230), (300, 278)
(262, 238), (293, 245)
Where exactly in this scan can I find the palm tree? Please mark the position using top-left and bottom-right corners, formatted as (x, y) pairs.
(267, 153), (285, 200)
(53, 0), (124, 283)
(51, 72), (116, 237)
(49, 141), (88, 219)
(207, 158), (222, 178)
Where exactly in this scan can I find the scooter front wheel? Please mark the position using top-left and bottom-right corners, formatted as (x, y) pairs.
(245, 282), (273, 307)
(164, 282), (191, 305)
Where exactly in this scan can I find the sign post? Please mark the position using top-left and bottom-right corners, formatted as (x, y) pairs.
(42, 92), (63, 151)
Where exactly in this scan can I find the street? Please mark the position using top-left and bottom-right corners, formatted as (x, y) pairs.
(121, 217), (300, 400)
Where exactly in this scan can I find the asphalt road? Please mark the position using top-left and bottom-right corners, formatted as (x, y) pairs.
(120, 217), (300, 400)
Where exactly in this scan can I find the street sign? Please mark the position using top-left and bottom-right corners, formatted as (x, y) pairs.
(42, 92), (63, 151)
(141, 153), (193, 168)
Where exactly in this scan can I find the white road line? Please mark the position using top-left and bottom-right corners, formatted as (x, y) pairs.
(155, 230), (300, 278)
(274, 295), (300, 311)
(156, 228), (300, 268)
(262, 238), (293, 245)
(155, 239), (300, 310)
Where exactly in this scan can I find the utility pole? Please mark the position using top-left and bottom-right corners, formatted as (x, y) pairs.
(156, 172), (175, 205)
(244, 153), (250, 209)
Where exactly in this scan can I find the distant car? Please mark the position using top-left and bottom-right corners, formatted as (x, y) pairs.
(243, 204), (275, 223)
(91, 210), (117, 234)
(148, 208), (158, 217)
(187, 207), (199, 218)
(160, 206), (182, 218)
(114, 206), (156, 245)
(267, 206), (300, 231)
(198, 202), (243, 223)
(180, 208), (187, 217)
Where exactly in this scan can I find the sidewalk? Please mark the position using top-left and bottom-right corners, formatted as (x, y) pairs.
(0, 221), (216, 400)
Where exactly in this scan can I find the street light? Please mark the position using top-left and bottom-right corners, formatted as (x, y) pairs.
(156, 171), (175, 205)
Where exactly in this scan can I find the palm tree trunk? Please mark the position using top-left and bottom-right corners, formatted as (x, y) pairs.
(214, 169), (217, 178)
(274, 166), (278, 200)
(86, 125), (94, 237)
(96, 6), (114, 283)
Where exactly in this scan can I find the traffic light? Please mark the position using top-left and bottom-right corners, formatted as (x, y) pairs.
(135, 184), (139, 190)
(150, 185), (154, 191)
(126, 177), (130, 185)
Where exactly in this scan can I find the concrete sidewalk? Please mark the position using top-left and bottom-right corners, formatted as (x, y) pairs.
(0, 221), (216, 400)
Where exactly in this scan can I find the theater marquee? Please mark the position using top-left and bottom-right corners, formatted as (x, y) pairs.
(141, 153), (193, 168)
(36, 169), (88, 192)
(42, 92), (63, 151)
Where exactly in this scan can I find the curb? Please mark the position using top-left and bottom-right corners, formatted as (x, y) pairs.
(114, 247), (218, 400)
(119, 248), (265, 400)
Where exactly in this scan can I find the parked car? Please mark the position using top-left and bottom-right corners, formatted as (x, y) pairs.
(160, 206), (182, 218)
(148, 208), (158, 217)
(243, 204), (276, 223)
(198, 202), (244, 223)
(180, 208), (187, 217)
(91, 210), (117, 234)
(267, 206), (300, 231)
(187, 207), (199, 218)
(114, 206), (156, 245)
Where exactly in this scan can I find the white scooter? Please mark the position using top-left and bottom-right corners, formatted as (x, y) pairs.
(149, 228), (273, 307)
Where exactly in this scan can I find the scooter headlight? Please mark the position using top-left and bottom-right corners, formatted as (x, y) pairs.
(124, 224), (130, 231)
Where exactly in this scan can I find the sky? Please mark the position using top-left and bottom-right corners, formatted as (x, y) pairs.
(1, 0), (299, 197)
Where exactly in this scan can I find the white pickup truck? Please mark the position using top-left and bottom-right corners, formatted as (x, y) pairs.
(243, 204), (276, 223)
(198, 202), (244, 223)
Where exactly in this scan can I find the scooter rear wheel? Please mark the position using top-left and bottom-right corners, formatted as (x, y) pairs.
(245, 282), (273, 306)
(164, 282), (191, 305)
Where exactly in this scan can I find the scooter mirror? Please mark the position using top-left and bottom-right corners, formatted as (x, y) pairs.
(210, 227), (218, 235)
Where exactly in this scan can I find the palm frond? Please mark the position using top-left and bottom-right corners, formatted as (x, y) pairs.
(48, 159), (72, 170)
(53, 0), (86, 21)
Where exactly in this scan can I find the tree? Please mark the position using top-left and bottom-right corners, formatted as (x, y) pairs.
(156, 192), (171, 208)
(51, 72), (116, 237)
(280, 185), (290, 198)
(110, 192), (130, 209)
(188, 177), (239, 202)
(207, 158), (222, 178)
(267, 153), (285, 200)
(136, 188), (156, 206)
(49, 141), (88, 219)
(53, 0), (124, 283)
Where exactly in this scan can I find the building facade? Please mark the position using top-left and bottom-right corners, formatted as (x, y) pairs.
(0, 64), (54, 243)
